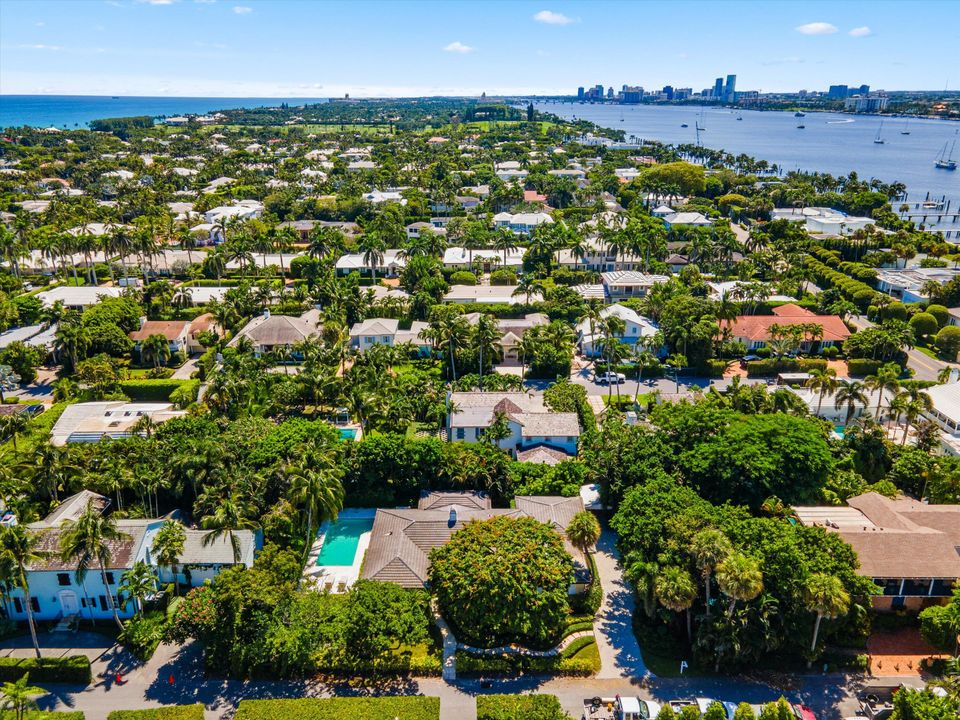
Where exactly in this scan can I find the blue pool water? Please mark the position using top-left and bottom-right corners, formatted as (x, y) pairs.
(339, 428), (357, 440)
(316, 517), (373, 566)
(834, 425), (846, 438)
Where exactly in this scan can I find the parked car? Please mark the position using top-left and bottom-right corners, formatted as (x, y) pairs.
(739, 354), (761, 366)
(595, 371), (626, 384)
(582, 696), (662, 720)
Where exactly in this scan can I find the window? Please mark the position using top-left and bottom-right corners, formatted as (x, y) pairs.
(873, 578), (901, 596)
(57, 573), (71, 587)
(99, 596), (108, 611)
(30, 597), (39, 613)
(902, 578), (931, 596)
(13, 598), (22, 614)
(931, 579), (953, 596)
(105, 572), (115, 585)
(455, 428), (465, 440)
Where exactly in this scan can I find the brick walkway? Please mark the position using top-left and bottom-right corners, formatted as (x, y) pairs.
(867, 628), (949, 677)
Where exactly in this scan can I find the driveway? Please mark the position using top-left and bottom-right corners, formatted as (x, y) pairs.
(593, 528), (650, 680)
(0, 630), (117, 662)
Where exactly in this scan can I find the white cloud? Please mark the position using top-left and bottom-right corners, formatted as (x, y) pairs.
(137, 0), (178, 5)
(17, 44), (63, 51)
(232, 5), (252, 13)
(533, 10), (575, 25)
(849, 26), (872, 37)
(443, 41), (474, 54)
(795, 22), (838, 35)
(35, 21), (45, 27)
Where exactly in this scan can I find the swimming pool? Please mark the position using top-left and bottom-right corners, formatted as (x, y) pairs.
(339, 427), (357, 440)
(834, 425), (846, 439)
(316, 517), (374, 566)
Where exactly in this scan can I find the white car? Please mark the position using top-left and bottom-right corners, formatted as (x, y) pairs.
(595, 371), (626, 384)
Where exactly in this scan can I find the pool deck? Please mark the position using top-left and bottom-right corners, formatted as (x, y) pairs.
(302, 508), (376, 593)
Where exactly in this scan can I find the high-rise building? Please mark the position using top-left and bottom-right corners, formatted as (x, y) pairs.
(713, 77), (723, 98)
(858, 84), (870, 96)
(622, 86), (644, 103)
(662, 85), (674, 100)
(674, 88), (692, 100)
(606, 87), (614, 99)
(595, 84), (604, 98)
(828, 84), (849, 99)
(577, 87), (585, 100)
(724, 74), (737, 102)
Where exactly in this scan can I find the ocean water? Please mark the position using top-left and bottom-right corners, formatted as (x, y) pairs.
(536, 102), (960, 215)
(0, 95), (328, 129)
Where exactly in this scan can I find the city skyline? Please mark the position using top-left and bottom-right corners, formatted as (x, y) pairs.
(1, 0), (958, 98)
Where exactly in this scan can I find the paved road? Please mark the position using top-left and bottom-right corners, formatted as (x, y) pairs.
(848, 315), (955, 382)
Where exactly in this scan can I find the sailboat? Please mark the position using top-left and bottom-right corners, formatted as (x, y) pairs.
(874, 120), (885, 145)
(736, 114), (743, 121)
(936, 133), (958, 170)
(796, 123), (805, 129)
(901, 118), (910, 135)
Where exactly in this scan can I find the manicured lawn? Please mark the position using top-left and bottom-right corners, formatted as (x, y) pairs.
(0, 402), (68, 462)
(107, 706), (204, 720)
(914, 345), (939, 360)
(477, 695), (568, 720)
(234, 697), (440, 720)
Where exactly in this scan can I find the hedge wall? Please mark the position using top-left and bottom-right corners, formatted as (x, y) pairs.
(234, 698), (440, 720)
(744, 358), (828, 377)
(0, 656), (91, 684)
(456, 638), (600, 677)
(107, 707), (204, 720)
(846, 359), (885, 376)
(119, 379), (191, 402)
(476, 695), (568, 720)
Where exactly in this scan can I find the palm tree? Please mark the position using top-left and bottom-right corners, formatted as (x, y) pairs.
(358, 232), (387, 283)
(287, 452), (344, 552)
(691, 528), (732, 618)
(119, 561), (156, 617)
(716, 552), (763, 618)
(805, 368), (839, 417)
(835, 380), (869, 425)
(201, 490), (259, 563)
(473, 313), (500, 384)
(804, 573), (850, 660)
(0, 526), (47, 658)
(624, 555), (659, 619)
(491, 228), (518, 270)
(59, 502), (130, 631)
(865, 364), (900, 419)
(140, 333), (171, 369)
(0, 673), (46, 720)
(565, 511), (601, 570)
(656, 566), (698, 641)
(512, 275), (544, 305)
(937, 366), (956, 384)
(151, 519), (186, 596)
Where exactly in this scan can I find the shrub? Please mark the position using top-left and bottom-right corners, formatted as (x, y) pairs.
(449, 270), (477, 285)
(744, 358), (826, 377)
(936, 325), (960, 360)
(234, 697), (440, 720)
(169, 380), (200, 408)
(702, 359), (729, 377)
(489, 269), (517, 285)
(456, 640), (599, 676)
(909, 312), (939, 339)
(107, 707), (205, 720)
(0, 656), (91, 683)
(845, 358), (884, 376)
(119, 379), (190, 402)
(119, 610), (168, 661)
(925, 304), (950, 328)
(918, 603), (960, 653)
(476, 695), (568, 720)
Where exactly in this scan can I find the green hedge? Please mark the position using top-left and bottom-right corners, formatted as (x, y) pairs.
(0, 655), (91, 684)
(119, 379), (191, 402)
(846, 358), (884, 376)
(744, 358), (828, 377)
(234, 698), (440, 720)
(168, 380), (200, 407)
(107, 707), (204, 720)
(456, 638), (600, 677)
(476, 695), (568, 720)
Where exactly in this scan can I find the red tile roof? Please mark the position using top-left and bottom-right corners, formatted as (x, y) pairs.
(723, 305), (850, 343)
(129, 320), (189, 342)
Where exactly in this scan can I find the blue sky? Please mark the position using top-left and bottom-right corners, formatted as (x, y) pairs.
(1, 0), (956, 97)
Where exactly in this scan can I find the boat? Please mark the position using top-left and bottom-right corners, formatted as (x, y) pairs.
(874, 120), (885, 144)
(680, 123), (688, 128)
(736, 114), (743, 121)
(901, 118), (910, 135)
(794, 111), (806, 117)
(797, 123), (805, 129)
(936, 133), (958, 170)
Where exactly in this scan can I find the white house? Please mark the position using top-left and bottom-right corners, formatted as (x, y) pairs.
(784, 386), (893, 425)
(444, 285), (544, 305)
(363, 190), (407, 205)
(228, 310), (320, 356)
(50, 402), (187, 446)
(662, 212), (713, 229)
(203, 200), (263, 225)
(349, 318), (430, 354)
(335, 248), (406, 277)
(35, 286), (124, 311)
(600, 271), (670, 301)
(447, 392), (580, 458)
(493, 212), (554, 235)
(576, 304), (662, 357)
(443, 246), (525, 271)
(771, 207), (875, 236)
(875, 267), (960, 303)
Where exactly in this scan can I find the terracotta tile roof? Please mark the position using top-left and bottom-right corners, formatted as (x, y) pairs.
(129, 320), (189, 342)
(515, 445), (573, 466)
(723, 307), (850, 343)
(418, 491), (491, 510)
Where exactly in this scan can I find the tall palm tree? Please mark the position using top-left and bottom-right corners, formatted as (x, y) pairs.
(201, 490), (259, 563)
(140, 333), (171, 369)
(656, 565), (698, 641)
(565, 511), (601, 570)
(716, 552), (763, 618)
(491, 228), (518, 270)
(835, 379), (869, 425)
(151, 519), (186, 596)
(287, 452), (344, 552)
(865, 364), (901, 419)
(691, 528), (732, 617)
(358, 232), (387, 283)
(59, 502), (130, 631)
(805, 368), (839, 417)
(473, 313), (500, 385)
(0, 525), (47, 658)
(804, 573), (850, 658)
